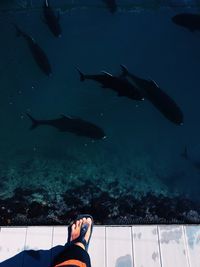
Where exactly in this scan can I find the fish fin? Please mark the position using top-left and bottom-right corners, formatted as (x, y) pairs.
(60, 114), (72, 119)
(120, 64), (129, 76)
(149, 78), (159, 88)
(45, 0), (49, 7)
(75, 67), (85, 81)
(181, 145), (189, 160)
(101, 71), (113, 77)
(26, 113), (39, 130)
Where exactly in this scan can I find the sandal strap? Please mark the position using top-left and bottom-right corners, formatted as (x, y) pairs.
(67, 214), (93, 251)
(70, 223), (88, 247)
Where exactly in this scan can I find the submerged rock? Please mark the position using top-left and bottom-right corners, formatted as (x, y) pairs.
(0, 181), (200, 225)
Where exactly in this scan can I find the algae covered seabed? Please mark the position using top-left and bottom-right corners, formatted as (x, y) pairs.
(1, 1), (200, 225)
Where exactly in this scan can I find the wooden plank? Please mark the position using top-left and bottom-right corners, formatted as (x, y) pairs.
(158, 226), (189, 267)
(89, 226), (106, 267)
(106, 226), (133, 267)
(132, 225), (161, 267)
(51, 226), (67, 266)
(51, 226), (106, 267)
(24, 226), (53, 250)
(184, 225), (200, 267)
(52, 226), (67, 247)
(22, 226), (53, 267)
(1, 225), (200, 267)
(0, 227), (27, 266)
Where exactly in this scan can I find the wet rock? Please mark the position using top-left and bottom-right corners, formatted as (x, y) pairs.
(0, 183), (200, 225)
(27, 201), (50, 219)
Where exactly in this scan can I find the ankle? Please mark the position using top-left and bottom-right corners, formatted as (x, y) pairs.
(74, 242), (85, 250)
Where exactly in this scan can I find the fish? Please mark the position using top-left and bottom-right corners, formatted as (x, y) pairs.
(172, 13), (200, 32)
(181, 146), (200, 170)
(76, 68), (144, 101)
(120, 64), (184, 125)
(26, 113), (106, 140)
(102, 0), (117, 14)
(14, 24), (52, 76)
(43, 0), (62, 37)
(181, 145), (189, 160)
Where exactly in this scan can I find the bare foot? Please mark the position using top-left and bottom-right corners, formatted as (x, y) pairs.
(70, 217), (92, 250)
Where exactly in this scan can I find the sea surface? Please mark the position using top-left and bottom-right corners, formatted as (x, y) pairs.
(0, 0), (200, 225)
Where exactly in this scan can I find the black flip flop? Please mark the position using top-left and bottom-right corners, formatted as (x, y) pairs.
(67, 214), (93, 251)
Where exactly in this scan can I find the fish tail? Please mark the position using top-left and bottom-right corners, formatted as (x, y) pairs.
(120, 64), (129, 76)
(26, 113), (39, 130)
(45, 0), (49, 7)
(75, 67), (85, 81)
(181, 145), (189, 160)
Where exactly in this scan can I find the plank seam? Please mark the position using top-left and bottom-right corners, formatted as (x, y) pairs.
(22, 227), (28, 267)
(183, 226), (191, 267)
(50, 226), (55, 267)
(157, 226), (163, 267)
(131, 226), (135, 267)
(105, 227), (107, 267)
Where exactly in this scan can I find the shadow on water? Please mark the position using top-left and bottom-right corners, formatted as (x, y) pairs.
(0, 244), (66, 267)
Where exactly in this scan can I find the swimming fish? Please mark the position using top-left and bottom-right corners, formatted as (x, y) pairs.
(43, 0), (62, 37)
(76, 68), (143, 101)
(172, 13), (200, 32)
(120, 64), (184, 125)
(14, 24), (52, 76)
(181, 146), (200, 171)
(102, 0), (117, 14)
(26, 113), (106, 140)
(181, 145), (189, 160)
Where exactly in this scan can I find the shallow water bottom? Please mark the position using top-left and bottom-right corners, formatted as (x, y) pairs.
(1, 145), (200, 225)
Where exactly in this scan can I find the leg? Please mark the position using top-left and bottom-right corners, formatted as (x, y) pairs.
(52, 217), (93, 267)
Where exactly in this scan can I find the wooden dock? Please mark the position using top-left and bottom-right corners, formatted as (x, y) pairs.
(0, 225), (200, 267)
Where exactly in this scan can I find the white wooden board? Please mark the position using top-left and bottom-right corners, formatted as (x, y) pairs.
(184, 225), (200, 267)
(89, 226), (105, 267)
(132, 225), (161, 267)
(52, 227), (67, 247)
(51, 226), (106, 267)
(0, 227), (26, 265)
(106, 226), (133, 267)
(22, 226), (53, 267)
(158, 226), (189, 267)
(51, 226), (67, 266)
(0, 225), (200, 267)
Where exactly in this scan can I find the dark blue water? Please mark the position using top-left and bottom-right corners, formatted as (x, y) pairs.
(0, 0), (200, 225)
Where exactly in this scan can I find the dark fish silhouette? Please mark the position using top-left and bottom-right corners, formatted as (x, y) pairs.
(120, 65), (184, 125)
(43, 0), (62, 37)
(103, 0), (117, 14)
(193, 161), (200, 170)
(76, 68), (144, 101)
(181, 145), (189, 160)
(14, 24), (52, 76)
(181, 146), (200, 170)
(172, 13), (200, 31)
(26, 113), (106, 140)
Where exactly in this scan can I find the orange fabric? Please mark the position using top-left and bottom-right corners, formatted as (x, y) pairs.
(54, 259), (87, 267)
